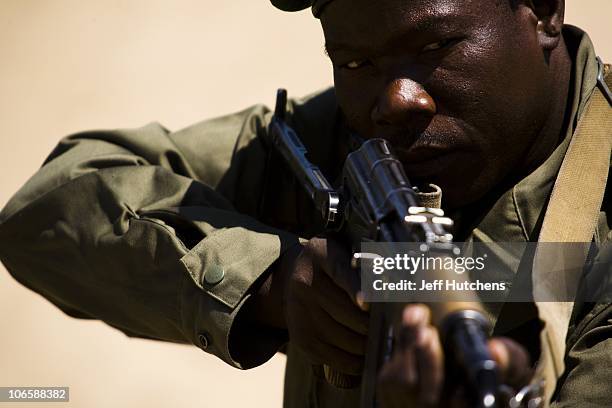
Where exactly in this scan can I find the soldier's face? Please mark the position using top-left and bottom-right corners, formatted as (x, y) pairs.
(322, 0), (561, 209)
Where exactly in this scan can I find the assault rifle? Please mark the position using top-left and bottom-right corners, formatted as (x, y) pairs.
(269, 89), (501, 408)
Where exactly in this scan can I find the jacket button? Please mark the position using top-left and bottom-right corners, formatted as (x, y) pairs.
(198, 333), (210, 350)
(203, 264), (225, 285)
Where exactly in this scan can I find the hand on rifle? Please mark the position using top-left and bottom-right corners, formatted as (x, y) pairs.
(252, 237), (369, 374)
(377, 304), (534, 407)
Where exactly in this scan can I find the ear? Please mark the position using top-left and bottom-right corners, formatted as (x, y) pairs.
(524, 0), (565, 50)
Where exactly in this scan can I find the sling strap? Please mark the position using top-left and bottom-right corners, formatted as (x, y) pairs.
(533, 58), (611, 404)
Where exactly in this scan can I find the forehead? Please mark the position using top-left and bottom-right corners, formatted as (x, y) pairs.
(321, 0), (503, 49)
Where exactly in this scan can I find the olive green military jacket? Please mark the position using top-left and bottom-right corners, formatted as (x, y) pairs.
(0, 26), (610, 407)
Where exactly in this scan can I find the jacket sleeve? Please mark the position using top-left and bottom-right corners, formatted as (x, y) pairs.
(551, 302), (612, 407)
(551, 238), (612, 407)
(0, 104), (300, 369)
(547, 180), (612, 406)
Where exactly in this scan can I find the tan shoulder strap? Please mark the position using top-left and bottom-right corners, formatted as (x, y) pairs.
(533, 59), (612, 403)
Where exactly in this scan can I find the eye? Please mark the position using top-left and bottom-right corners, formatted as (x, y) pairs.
(421, 38), (455, 53)
(341, 59), (370, 70)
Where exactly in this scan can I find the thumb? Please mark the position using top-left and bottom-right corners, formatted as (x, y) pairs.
(488, 337), (533, 389)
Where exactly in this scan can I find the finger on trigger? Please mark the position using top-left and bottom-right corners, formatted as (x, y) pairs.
(317, 306), (368, 356)
(315, 268), (369, 334)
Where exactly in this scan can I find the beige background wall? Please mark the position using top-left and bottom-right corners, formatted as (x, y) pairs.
(0, 1), (609, 407)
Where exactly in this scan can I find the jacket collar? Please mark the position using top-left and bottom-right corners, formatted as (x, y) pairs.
(472, 26), (600, 243)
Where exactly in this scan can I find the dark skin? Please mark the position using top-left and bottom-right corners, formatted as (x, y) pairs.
(323, 0), (570, 209)
(241, 0), (573, 406)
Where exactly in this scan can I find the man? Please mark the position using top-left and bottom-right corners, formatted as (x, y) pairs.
(0, 0), (610, 407)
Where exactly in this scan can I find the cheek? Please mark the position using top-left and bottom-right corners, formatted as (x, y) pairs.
(429, 27), (549, 153)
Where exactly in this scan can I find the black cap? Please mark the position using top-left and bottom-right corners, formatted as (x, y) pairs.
(270, 0), (334, 17)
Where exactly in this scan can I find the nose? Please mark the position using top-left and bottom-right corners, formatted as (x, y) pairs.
(371, 78), (436, 127)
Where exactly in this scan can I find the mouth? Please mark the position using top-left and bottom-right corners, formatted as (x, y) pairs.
(391, 138), (473, 178)
(362, 117), (475, 178)
(397, 143), (461, 162)
(375, 124), (469, 158)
